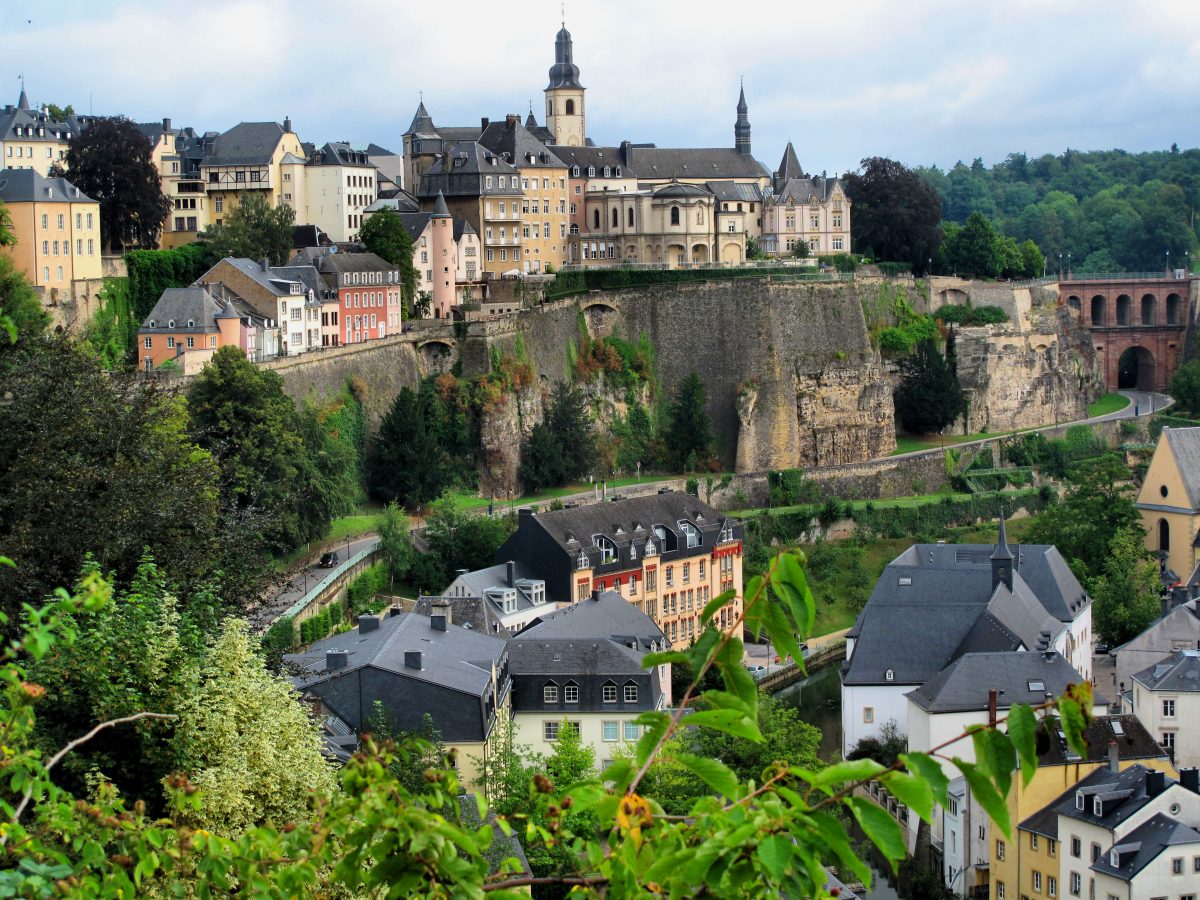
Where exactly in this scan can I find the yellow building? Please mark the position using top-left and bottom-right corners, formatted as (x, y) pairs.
(985, 715), (1174, 900)
(0, 88), (72, 176)
(1136, 425), (1200, 584)
(0, 167), (103, 311)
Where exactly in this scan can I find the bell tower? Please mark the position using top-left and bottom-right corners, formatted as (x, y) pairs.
(545, 24), (585, 146)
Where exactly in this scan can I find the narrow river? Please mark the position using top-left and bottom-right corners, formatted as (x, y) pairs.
(775, 664), (901, 899)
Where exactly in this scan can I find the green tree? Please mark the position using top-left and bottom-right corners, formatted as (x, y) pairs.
(358, 208), (418, 309)
(45, 103), (75, 120)
(199, 193), (296, 266)
(0, 253), (48, 346)
(519, 381), (596, 491)
(420, 498), (516, 588)
(378, 502), (414, 581)
(944, 211), (1003, 278)
(0, 198), (14, 246)
(0, 340), (221, 615)
(368, 386), (454, 507)
(1089, 528), (1162, 646)
(842, 157), (943, 272)
(1169, 358), (1200, 415)
(53, 116), (170, 252)
(893, 339), (964, 435)
(186, 346), (351, 552)
(366, 704), (449, 798)
(666, 373), (714, 471)
(1018, 238), (1046, 278)
(172, 618), (335, 835)
(1025, 454), (1140, 579)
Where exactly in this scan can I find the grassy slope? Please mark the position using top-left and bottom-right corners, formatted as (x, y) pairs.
(1087, 393), (1130, 417)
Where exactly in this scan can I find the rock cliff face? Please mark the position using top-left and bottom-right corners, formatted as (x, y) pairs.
(476, 384), (543, 499)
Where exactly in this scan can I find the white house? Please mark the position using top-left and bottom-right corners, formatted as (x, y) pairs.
(1129, 648), (1200, 768)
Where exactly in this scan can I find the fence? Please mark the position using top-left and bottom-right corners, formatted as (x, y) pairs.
(279, 539), (381, 623)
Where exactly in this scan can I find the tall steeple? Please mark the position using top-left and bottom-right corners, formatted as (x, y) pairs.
(735, 81), (751, 157)
(990, 515), (1014, 592)
(546, 25), (583, 90)
(17, 82), (29, 112)
(544, 21), (586, 146)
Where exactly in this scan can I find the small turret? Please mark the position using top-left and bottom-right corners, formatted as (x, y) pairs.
(991, 515), (1014, 592)
(735, 82), (751, 157)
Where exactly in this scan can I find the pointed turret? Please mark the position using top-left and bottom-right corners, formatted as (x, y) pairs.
(405, 100), (436, 137)
(547, 26), (583, 89)
(777, 142), (803, 181)
(525, 109), (538, 130)
(17, 87), (29, 111)
(432, 190), (451, 218)
(734, 83), (751, 157)
(991, 515), (1014, 592)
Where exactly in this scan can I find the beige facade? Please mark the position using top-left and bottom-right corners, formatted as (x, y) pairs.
(1136, 426), (1200, 583)
(761, 144), (851, 257)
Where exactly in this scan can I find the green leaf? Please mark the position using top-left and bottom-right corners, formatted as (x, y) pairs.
(900, 752), (949, 807)
(812, 757), (885, 789)
(756, 834), (791, 880)
(1006, 704), (1039, 787)
(634, 711), (670, 768)
(686, 708), (762, 742)
(760, 597), (803, 669)
(775, 553), (816, 639)
(642, 650), (688, 669)
(881, 771), (933, 823)
(972, 728), (1016, 798)
(1057, 693), (1089, 760)
(847, 797), (905, 866)
(700, 587), (737, 625)
(956, 759), (1012, 838)
(686, 628), (722, 673)
(674, 752), (739, 799)
(806, 810), (872, 887)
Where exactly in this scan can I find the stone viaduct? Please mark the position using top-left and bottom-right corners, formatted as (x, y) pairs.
(1060, 275), (1198, 391)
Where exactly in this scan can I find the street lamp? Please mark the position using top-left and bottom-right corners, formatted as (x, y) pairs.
(1166, 250), (1171, 274)
(1058, 253), (1063, 279)
(1067, 253), (1071, 278)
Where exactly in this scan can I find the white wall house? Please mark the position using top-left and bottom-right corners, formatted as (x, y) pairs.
(1130, 649), (1200, 768)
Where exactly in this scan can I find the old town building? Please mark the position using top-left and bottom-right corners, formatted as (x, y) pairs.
(760, 142), (851, 257)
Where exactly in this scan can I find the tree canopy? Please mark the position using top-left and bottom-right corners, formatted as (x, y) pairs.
(1089, 528), (1162, 646)
(0, 253), (48, 347)
(893, 339), (964, 435)
(665, 373), (715, 471)
(54, 115), (170, 252)
(843, 157), (943, 273)
(199, 193), (295, 267)
(358, 208), (418, 309)
(519, 380), (597, 491)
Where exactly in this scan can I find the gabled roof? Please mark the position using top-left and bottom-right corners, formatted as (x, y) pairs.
(202, 121), (285, 166)
(551, 145), (631, 176)
(0, 168), (94, 204)
(772, 176), (842, 205)
(1089, 814), (1200, 880)
(444, 560), (552, 619)
(1132, 648), (1200, 692)
(517, 590), (666, 648)
(1053, 764), (1175, 828)
(623, 145), (770, 180)
(776, 142), (804, 182)
(405, 100), (437, 138)
(1164, 427), (1200, 510)
(478, 118), (565, 169)
(905, 651), (1086, 713)
(1039, 714), (1168, 767)
(314, 252), (396, 274)
(308, 141), (371, 168)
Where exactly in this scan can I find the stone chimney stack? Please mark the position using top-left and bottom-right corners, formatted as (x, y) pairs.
(431, 599), (451, 631)
(1108, 739), (1119, 773)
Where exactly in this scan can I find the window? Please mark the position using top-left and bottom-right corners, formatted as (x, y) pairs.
(646, 568), (656, 591)
(670, 206), (680, 226)
(1032, 871), (1041, 892)
(143, 337), (152, 349)
(833, 237), (843, 251)
(1172, 857), (1183, 875)
(1048, 839), (1056, 858)
(42, 240), (48, 255)
(683, 563), (690, 583)
(86, 213), (93, 229)
(602, 721), (618, 741)
(166, 337), (175, 348)
(1069, 872), (1080, 896)
(1164, 698), (1176, 717)
(543, 685), (558, 704)
(215, 197), (223, 212)
(1030, 834), (1039, 851)
(186, 336), (194, 348)
(564, 684), (579, 704)
(57, 213), (64, 229)
(1163, 731), (1176, 750)
(1047, 875), (1056, 897)
(996, 882), (1005, 900)
(1091, 842), (1101, 863)
(863, 707), (874, 724)
(624, 684), (638, 703)
(996, 839), (1005, 861)
(601, 683), (618, 704)
(623, 721), (639, 741)
(1070, 836), (1081, 858)
(543, 721), (559, 741)
(88, 239), (94, 255)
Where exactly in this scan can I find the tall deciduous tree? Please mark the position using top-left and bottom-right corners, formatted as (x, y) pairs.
(199, 193), (295, 266)
(0, 340), (221, 616)
(842, 157), (943, 273)
(943, 211), (1003, 278)
(0, 254), (48, 347)
(1089, 528), (1162, 646)
(358, 208), (417, 309)
(666, 373), (714, 471)
(54, 116), (170, 252)
(1169, 358), (1200, 415)
(893, 339), (964, 435)
(377, 502), (414, 581)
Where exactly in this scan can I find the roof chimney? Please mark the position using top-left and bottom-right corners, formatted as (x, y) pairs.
(1108, 739), (1119, 773)
(481, 117), (489, 131)
(358, 614), (380, 634)
(505, 114), (520, 126)
(591, 587), (601, 602)
(431, 598), (451, 631)
(260, 257), (270, 272)
(506, 560), (515, 587)
(1146, 769), (1166, 797)
(1180, 768), (1199, 794)
(326, 649), (349, 670)
(283, 116), (293, 133)
(162, 117), (171, 133)
(991, 515), (1014, 592)
(404, 650), (422, 670)
(388, 604), (403, 617)
(987, 688), (999, 727)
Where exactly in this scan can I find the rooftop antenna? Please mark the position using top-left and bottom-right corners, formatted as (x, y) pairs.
(419, 90), (423, 102)
(561, 0), (565, 27)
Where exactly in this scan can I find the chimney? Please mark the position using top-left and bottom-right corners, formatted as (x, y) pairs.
(404, 650), (422, 670)
(431, 598), (451, 631)
(162, 117), (172, 133)
(505, 114), (519, 126)
(260, 257), (270, 272)
(987, 688), (999, 727)
(325, 649), (349, 670)
(388, 604), (403, 617)
(1146, 769), (1166, 797)
(283, 116), (293, 133)
(1180, 768), (1200, 794)
(1108, 739), (1119, 773)
(506, 560), (515, 587)
(991, 516), (1014, 592)
(591, 587), (601, 602)
(481, 117), (489, 131)
(358, 614), (379, 634)
(1173, 586), (1188, 608)
(1162, 595), (1171, 618)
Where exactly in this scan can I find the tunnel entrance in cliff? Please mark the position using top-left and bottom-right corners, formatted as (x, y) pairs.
(1117, 346), (1155, 390)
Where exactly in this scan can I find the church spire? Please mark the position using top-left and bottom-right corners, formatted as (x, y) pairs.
(547, 22), (583, 89)
(734, 80), (751, 157)
(991, 515), (1014, 592)
(17, 76), (29, 112)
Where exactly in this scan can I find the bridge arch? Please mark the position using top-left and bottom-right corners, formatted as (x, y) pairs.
(1117, 345), (1156, 390)
(1115, 294), (1131, 326)
(417, 339), (457, 375)
(1066, 294), (1082, 313)
(1167, 293), (1182, 325)
(1141, 293), (1157, 325)
(1090, 295), (1106, 325)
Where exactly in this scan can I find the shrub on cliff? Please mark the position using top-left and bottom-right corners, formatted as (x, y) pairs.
(893, 339), (964, 434)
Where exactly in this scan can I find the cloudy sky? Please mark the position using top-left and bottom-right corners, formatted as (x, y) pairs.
(3, 0), (1198, 177)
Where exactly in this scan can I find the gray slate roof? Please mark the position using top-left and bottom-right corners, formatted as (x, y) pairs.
(1164, 427), (1200, 510)
(0, 168), (94, 204)
(1089, 813), (1200, 881)
(314, 252), (396, 274)
(623, 146), (770, 180)
(287, 611), (507, 697)
(417, 141), (522, 199)
(775, 142), (805, 184)
(445, 559), (551, 619)
(905, 651), (1087, 713)
(309, 141), (371, 168)
(705, 181), (765, 202)
(1053, 764), (1175, 828)
(1038, 714), (1167, 767)
(517, 590), (667, 648)
(140, 286), (222, 333)
(1132, 648), (1200, 692)
(478, 118), (565, 169)
(203, 121), (285, 166)
(772, 176), (842, 205)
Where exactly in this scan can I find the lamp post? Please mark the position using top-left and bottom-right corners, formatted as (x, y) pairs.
(1166, 250), (1171, 275)
(1058, 253), (1063, 279)
(1067, 253), (1071, 278)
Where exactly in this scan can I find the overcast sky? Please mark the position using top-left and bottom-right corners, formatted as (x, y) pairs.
(3, 0), (1198, 177)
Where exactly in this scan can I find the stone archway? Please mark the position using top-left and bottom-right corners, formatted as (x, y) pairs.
(1116, 294), (1131, 325)
(1067, 294), (1082, 313)
(1091, 295), (1106, 325)
(691, 243), (709, 265)
(1141, 293), (1157, 325)
(1167, 293), (1182, 325)
(1117, 345), (1155, 390)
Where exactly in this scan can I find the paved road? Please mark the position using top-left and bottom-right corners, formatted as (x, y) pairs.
(247, 533), (380, 629)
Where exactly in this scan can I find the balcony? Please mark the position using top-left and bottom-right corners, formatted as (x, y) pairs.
(204, 168), (273, 192)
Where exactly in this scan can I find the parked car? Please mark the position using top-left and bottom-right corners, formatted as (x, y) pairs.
(318, 551), (340, 569)
(745, 664), (766, 676)
(1095, 642), (1111, 656)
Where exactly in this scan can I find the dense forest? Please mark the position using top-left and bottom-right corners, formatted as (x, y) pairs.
(915, 146), (1200, 272)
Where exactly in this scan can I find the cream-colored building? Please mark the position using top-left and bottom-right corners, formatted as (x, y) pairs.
(761, 143), (851, 257)
(1130, 649), (1200, 768)
(0, 167), (103, 312)
(0, 89), (72, 176)
(300, 142), (377, 243)
(1137, 425), (1200, 583)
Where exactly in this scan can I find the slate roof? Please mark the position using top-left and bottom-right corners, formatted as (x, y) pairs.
(0, 101), (74, 143)
(1089, 813), (1200, 880)
(776, 142), (805, 184)
(366, 193), (421, 215)
(706, 181), (765, 202)
(1053, 764), (1176, 829)
(314, 252), (396, 274)
(1038, 714), (1167, 767)
(478, 118), (565, 169)
(905, 651), (1088, 713)
(271, 265), (323, 305)
(206, 258), (300, 298)
(547, 26), (584, 90)
(417, 141), (522, 199)
(308, 141), (371, 167)
(654, 182), (711, 199)
(287, 611), (507, 697)
(444, 560), (552, 620)
(140, 286), (222, 333)
(1164, 427), (1200, 510)
(1132, 648), (1200, 692)
(203, 121), (285, 166)
(518, 590), (667, 648)
(292, 224), (333, 249)
(623, 146), (770, 180)
(772, 176), (842, 205)
(0, 168), (94, 204)
(135, 121), (170, 144)
(551, 145), (631, 177)
(411, 595), (500, 635)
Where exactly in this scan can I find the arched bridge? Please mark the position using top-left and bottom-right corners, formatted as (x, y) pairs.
(1061, 275), (1195, 391)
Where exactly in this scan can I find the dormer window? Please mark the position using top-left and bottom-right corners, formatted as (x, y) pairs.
(885, 669), (895, 682)
(644, 539), (657, 557)
(571, 165), (580, 177)
(168, 319), (175, 328)
(615, 167), (622, 177)
(1110, 849), (1119, 867)
(1093, 797), (1102, 816)
(594, 535), (617, 564)
(587, 166), (595, 177)
(603, 166), (611, 177)
(187, 320), (194, 327)
(719, 523), (735, 543)
(1075, 792), (1084, 810)
(678, 520), (700, 549)
(576, 551), (590, 570)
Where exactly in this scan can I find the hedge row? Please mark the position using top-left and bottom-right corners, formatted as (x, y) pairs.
(346, 563), (388, 615)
